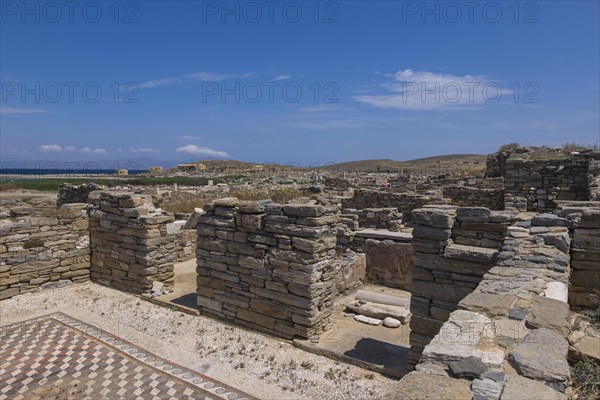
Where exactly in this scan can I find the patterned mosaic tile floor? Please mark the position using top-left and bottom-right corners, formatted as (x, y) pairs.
(0, 313), (256, 400)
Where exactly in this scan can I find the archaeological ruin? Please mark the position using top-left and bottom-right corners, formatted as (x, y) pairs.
(1, 146), (599, 399)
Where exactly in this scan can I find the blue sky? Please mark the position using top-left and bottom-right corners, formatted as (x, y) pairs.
(1, 0), (599, 166)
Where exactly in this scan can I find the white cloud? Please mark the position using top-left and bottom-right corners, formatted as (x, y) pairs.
(39, 144), (63, 152)
(137, 72), (254, 90)
(80, 147), (107, 155)
(38, 144), (107, 154)
(2, 107), (49, 115)
(176, 144), (229, 158)
(130, 147), (160, 153)
(274, 75), (292, 81)
(353, 69), (495, 110)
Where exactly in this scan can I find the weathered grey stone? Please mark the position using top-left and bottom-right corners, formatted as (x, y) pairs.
(459, 293), (514, 317)
(412, 225), (452, 241)
(413, 208), (456, 229)
(282, 204), (327, 217)
(445, 244), (498, 264)
(471, 377), (502, 400)
(448, 356), (487, 378)
(525, 296), (570, 336)
(508, 328), (569, 386)
(531, 213), (571, 228)
(457, 207), (491, 223)
(507, 308), (529, 320)
(500, 375), (566, 400)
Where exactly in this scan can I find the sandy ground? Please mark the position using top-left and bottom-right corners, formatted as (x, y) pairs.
(0, 282), (397, 400)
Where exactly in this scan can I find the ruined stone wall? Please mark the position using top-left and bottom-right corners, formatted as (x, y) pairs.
(365, 239), (413, 291)
(354, 207), (402, 231)
(443, 186), (504, 210)
(565, 208), (600, 308)
(399, 210), (573, 399)
(88, 192), (176, 295)
(174, 228), (197, 262)
(504, 154), (596, 212)
(0, 196), (90, 300)
(408, 206), (510, 369)
(341, 189), (442, 223)
(58, 183), (105, 206)
(196, 198), (339, 339)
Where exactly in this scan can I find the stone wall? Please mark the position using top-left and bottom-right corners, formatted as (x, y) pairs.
(504, 154), (598, 212)
(408, 206), (510, 369)
(351, 207), (403, 231)
(0, 196), (90, 300)
(341, 189), (442, 223)
(443, 186), (504, 210)
(58, 182), (105, 206)
(88, 192), (176, 295)
(174, 228), (197, 262)
(365, 239), (413, 291)
(196, 198), (339, 339)
(562, 208), (600, 307)
(397, 209), (573, 399)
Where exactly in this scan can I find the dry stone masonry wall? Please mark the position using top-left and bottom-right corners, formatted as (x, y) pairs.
(443, 185), (504, 210)
(558, 207), (600, 308)
(88, 192), (176, 295)
(196, 198), (340, 339)
(341, 189), (443, 223)
(408, 206), (509, 369)
(400, 208), (576, 399)
(0, 196), (90, 300)
(503, 153), (599, 212)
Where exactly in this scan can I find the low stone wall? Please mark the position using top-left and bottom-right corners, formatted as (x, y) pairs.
(398, 210), (573, 399)
(0, 196), (90, 300)
(365, 239), (413, 291)
(408, 206), (510, 369)
(88, 192), (176, 295)
(341, 189), (442, 223)
(196, 198), (339, 339)
(443, 186), (504, 210)
(352, 207), (403, 231)
(58, 182), (105, 206)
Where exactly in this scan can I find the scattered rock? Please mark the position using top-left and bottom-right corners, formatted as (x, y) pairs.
(383, 317), (401, 328)
(448, 356), (487, 379)
(471, 377), (502, 400)
(354, 315), (382, 326)
(507, 308), (529, 320)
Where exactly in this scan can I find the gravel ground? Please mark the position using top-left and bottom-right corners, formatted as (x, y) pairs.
(0, 282), (397, 400)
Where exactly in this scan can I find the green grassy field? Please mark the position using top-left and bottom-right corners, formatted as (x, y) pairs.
(0, 176), (221, 192)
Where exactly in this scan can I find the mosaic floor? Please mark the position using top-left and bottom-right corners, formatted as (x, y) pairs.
(0, 313), (256, 400)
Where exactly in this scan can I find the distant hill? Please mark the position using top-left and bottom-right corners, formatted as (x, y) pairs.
(171, 159), (302, 173)
(322, 154), (487, 173)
